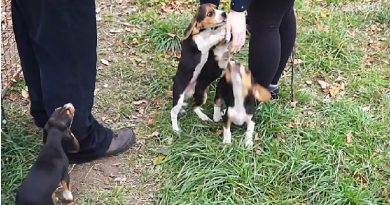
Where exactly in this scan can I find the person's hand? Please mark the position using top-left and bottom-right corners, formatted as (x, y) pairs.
(226, 10), (246, 53)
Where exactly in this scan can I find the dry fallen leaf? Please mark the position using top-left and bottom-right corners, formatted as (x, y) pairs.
(147, 112), (157, 126)
(100, 59), (110, 66)
(329, 82), (345, 97)
(254, 132), (260, 141)
(346, 132), (353, 145)
(167, 33), (176, 38)
(305, 80), (313, 85)
(317, 79), (328, 90)
(353, 173), (368, 185)
(133, 99), (147, 105)
(276, 132), (286, 143)
(361, 106), (370, 112)
(166, 91), (173, 98)
(293, 59), (303, 65)
(145, 131), (160, 140)
(290, 101), (298, 108)
(109, 29), (123, 33)
(21, 89), (29, 99)
(255, 147), (263, 155)
(152, 155), (165, 165)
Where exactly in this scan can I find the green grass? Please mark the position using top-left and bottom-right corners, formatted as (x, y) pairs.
(2, 0), (389, 204)
(78, 186), (128, 205)
(146, 14), (191, 53)
(148, 0), (390, 204)
(1, 103), (41, 204)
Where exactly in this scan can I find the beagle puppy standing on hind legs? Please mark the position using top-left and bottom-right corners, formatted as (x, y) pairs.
(171, 3), (231, 132)
(16, 103), (80, 205)
(213, 62), (272, 147)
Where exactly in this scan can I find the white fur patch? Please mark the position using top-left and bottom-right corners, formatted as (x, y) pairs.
(223, 127), (232, 144)
(63, 103), (74, 110)
(194, 107), (211, 121)
(172, 26), (226, 132)
(213, 104), (222, 122)
(227, 67), (253, 126)
(245, 121), (255, 148)
(171, 94), (185, 132)
(213, 42), (231, 69)
(62, 190), (73, 201)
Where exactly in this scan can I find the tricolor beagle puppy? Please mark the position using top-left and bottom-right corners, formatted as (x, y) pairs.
(171, 3), (231, 132)
(213, 62), (271, 147)
(16, 103), (80, 205)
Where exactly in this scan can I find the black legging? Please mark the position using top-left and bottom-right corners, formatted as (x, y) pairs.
(248, 0), (296, 86)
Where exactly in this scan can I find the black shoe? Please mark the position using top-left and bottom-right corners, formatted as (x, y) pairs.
(68, 128), (136, 164)
(105, 128), (136, 156)
(268, 86), (279, 100)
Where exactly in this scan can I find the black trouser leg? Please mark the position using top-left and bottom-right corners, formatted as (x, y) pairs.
(12, 0), (112, 162)
(248, 0), (296, 87)
(12, 1), (48, 128)
(271, 7), (297, 85)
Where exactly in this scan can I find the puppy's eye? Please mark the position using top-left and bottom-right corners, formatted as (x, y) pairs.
(207, 12), (213, 17)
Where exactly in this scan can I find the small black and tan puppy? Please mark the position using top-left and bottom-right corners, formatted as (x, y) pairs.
(16, 103), (80, 205)
(171, 3), (231, 132)
(213, 62), (271, 147)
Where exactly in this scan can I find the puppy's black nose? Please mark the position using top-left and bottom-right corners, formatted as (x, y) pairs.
(222, 12), (227, 19)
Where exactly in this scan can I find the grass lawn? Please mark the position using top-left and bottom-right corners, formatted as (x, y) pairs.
(2, 0), (389, 204)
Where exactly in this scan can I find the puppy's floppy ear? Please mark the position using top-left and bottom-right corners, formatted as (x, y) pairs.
(183, 18), (201, 40)
(65, 131), (80, 154)
(252, 84), (272, 102)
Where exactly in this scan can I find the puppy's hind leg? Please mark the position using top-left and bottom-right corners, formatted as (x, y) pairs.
(244, 120), (255, 148)
(213, 102), (222, 122)
(61, 172), (73, 202)
(193, 86), (211, 121)
(213, 84), (223, 122)
(223, 117), (232, 144)
(171, 93), (185, 132)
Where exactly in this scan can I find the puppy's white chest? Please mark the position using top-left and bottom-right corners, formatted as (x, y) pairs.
(228, 106), (250, 126)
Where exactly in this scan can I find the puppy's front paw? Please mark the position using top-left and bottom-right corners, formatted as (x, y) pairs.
(194, 107), (211, 121)
(223, 128), (231, 144)
(172, 125), (181, 132)
(213, 115), (222, 122)
(213, 112), (222, 122)
(62, 190), (73, 201)
(244, 140), (253, 148)
(213, 26), (226, 40)
(223, 137), (232, 144)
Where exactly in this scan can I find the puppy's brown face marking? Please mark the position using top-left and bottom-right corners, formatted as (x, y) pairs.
(198, 4), (218, 29)
(183, 3), (226, 39)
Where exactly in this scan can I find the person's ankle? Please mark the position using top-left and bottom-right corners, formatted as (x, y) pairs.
(268, 84), (279, 100)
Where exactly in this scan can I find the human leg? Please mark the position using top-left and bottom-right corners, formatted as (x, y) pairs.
(247, 0), (295, 89)
(12, 0), (135, 163)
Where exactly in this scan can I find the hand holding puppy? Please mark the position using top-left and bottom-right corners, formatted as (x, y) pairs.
(226, 10), (246, 53)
